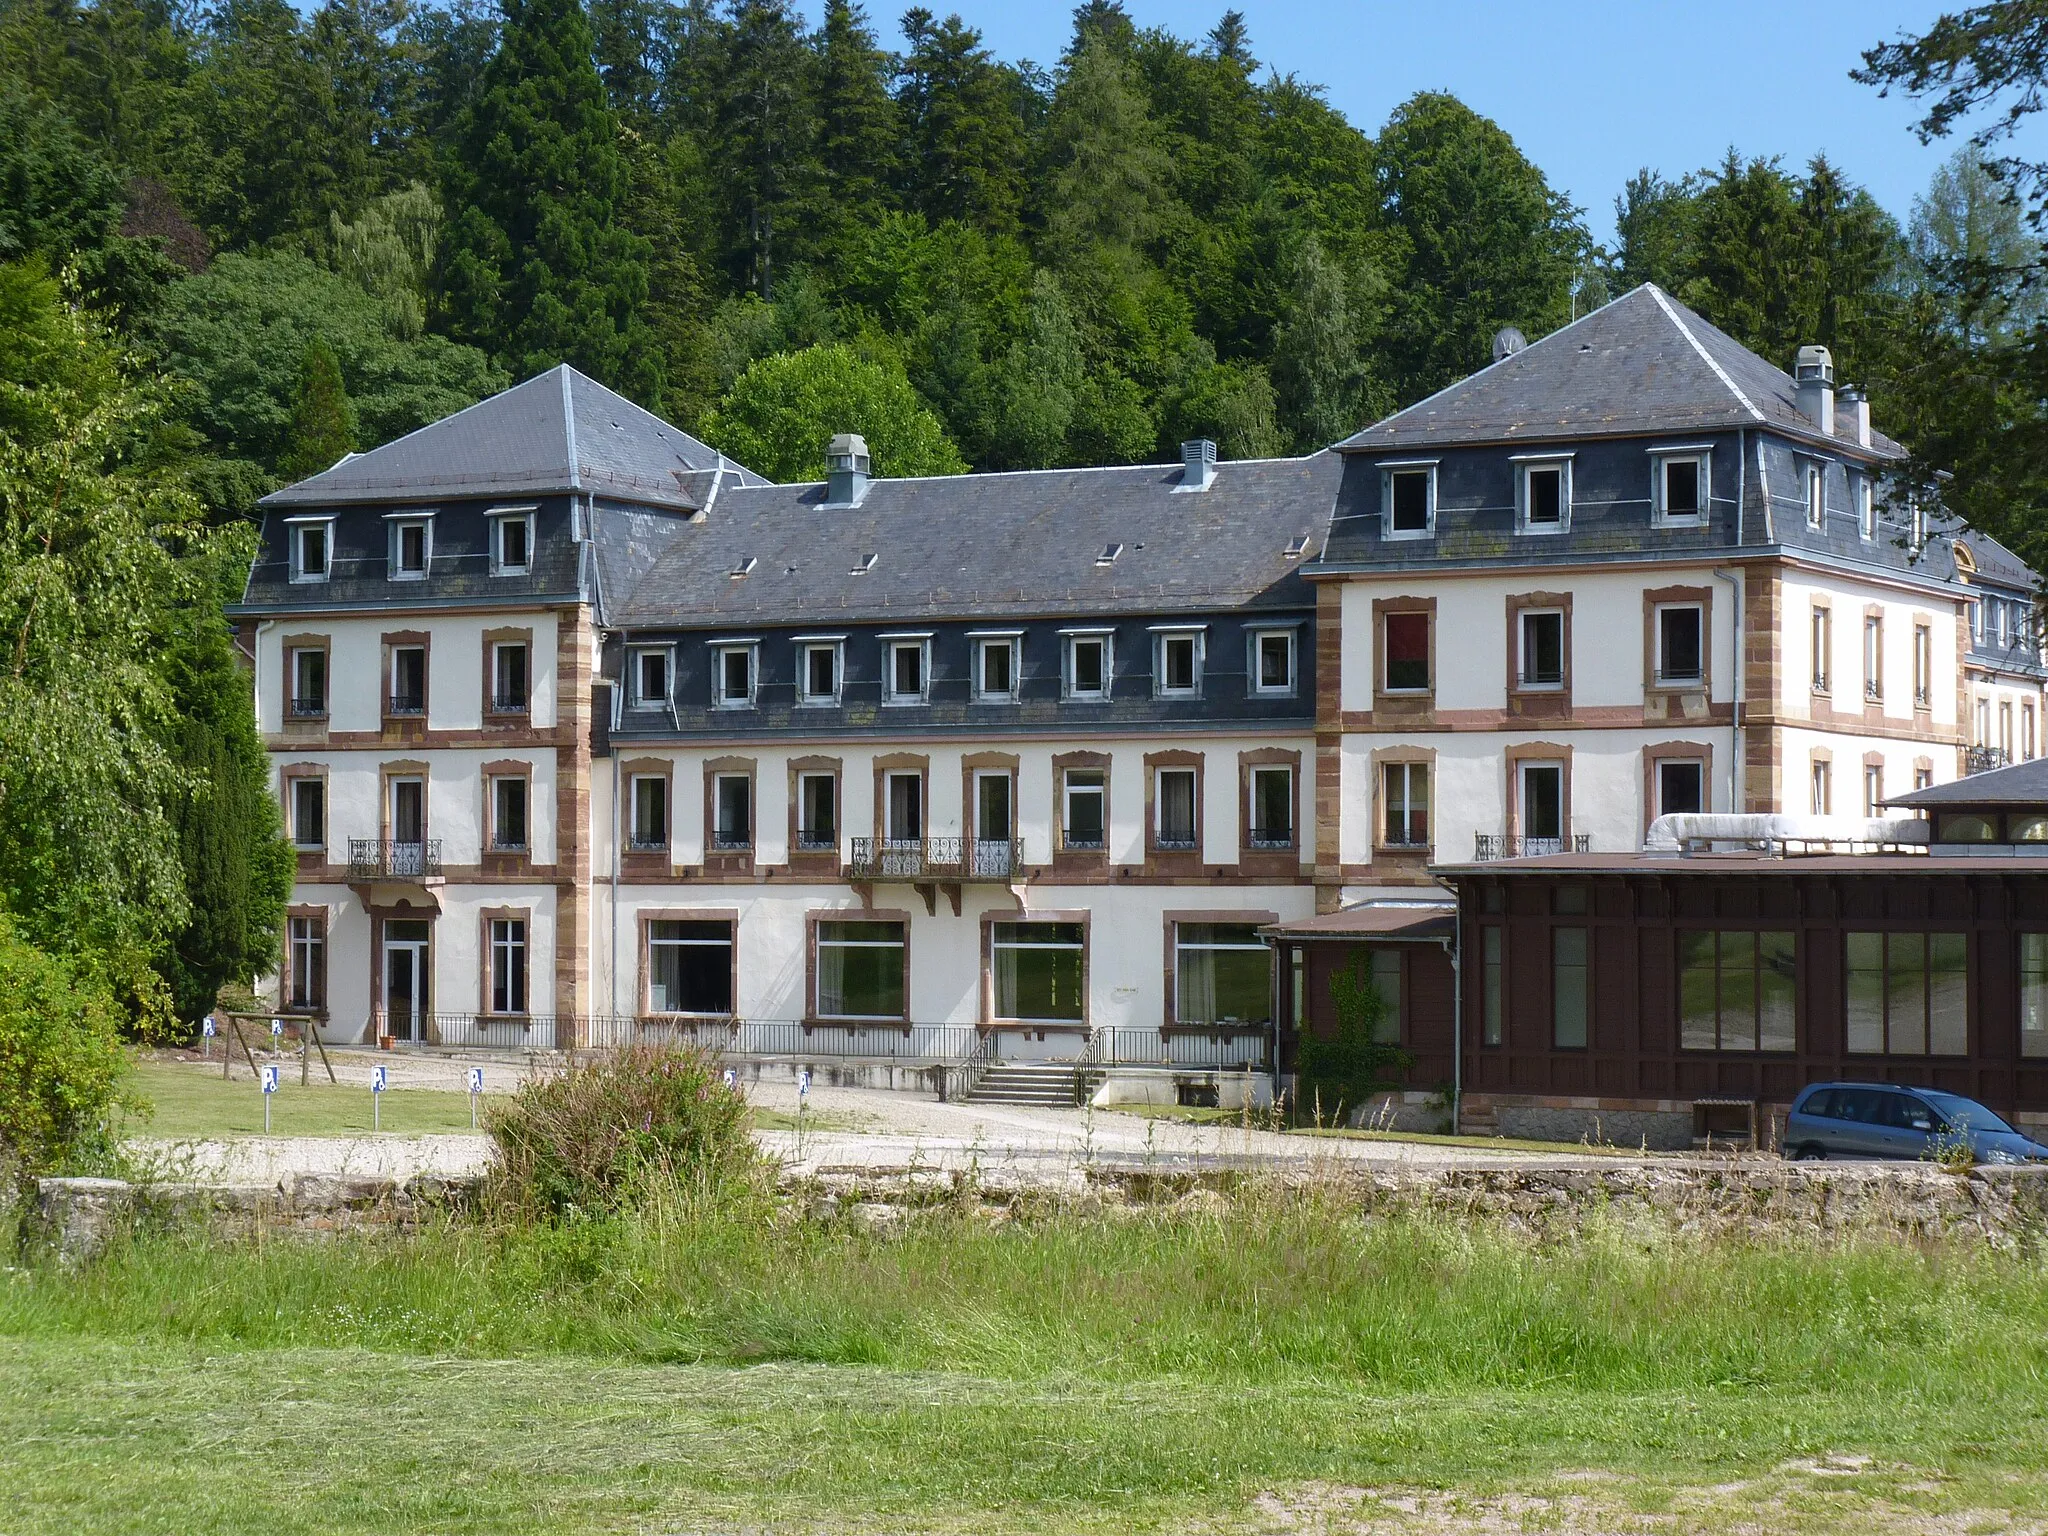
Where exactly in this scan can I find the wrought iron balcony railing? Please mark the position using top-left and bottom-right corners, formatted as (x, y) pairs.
(490, 692), (529, 713)
(847, 836), (1021, 881)
(1248, 826), (1295, 850)
(1967, 745), (2012, 775)
(288, 696), (327, 718)
(1474, 833), (1591, 861)
(347, 838), (442, 880)
(387, 692), (425, 717)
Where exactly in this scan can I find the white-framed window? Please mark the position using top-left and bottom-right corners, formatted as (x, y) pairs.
(1656, 758), (1706, 816)
(490, 775), (528, 851)
(1383, 761), (1429, 848)
(287, 518), (332, 583)
(882, 635), (930, 705)
(287, 915), (325, 1010)
(1856, 475), (1876, 541)
(1518, 608), (1564, 689)
(489, 507), (534, 574)
(1864, 763), (1884, 817)
(815, 919), (907, 1021)
(1154, 767), (1198, 850)
(1812, 606), (1832, 693)
(1173, 922), (1272, 1026)
(630, 774), (668, 850)
(289, 647), (327, 719)
(1063, 768), (1106, 850)
(1911, 623), (1929, 708)
(1650, 449), (1709, 526)
(1655, 604), (1704, 687)
(1063, 631), (1113, 701)
(1153, 628), (1203, 699)
(797, 773), (837, 851)
(884, 770), (924, 841)
(1381, 461), (1437, 539)
(1515, 456), (1571, 534)
(1810, 759), (1832, 815)
(489, 917), (527, 1014)
(972, 633), (1021, 702)
(712, 772), (752, 850)
(1973, 597), (1987, 646)
(648, 919), (734, 1015)
(1978, 696), (1992, 746)
(289, 777), (325, 851)
(386, 514), (432, 580)
(492, 641), (529, 713)
(1248, 627), (1296, 696)
(712, 641), (757, 708)
(630, 647), (670, 710)
(388, 645), (426, 715)
(1249, 765), (1293, 849)
(797, 638), (843, 705)
(1806, 462), (1825, 531)
(990, 921), (1086, 1024)
(1864, 616), (1884, 702)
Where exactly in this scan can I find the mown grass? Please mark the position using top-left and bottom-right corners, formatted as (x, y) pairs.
(118, 1060), (496, 1138)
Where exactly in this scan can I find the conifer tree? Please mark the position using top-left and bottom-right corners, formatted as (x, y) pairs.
(280, 334), (355, 481)
(811, 0), (897, 253)
(712, 0), (815, 298)
(1043, 36), (1171, 264)
(896, 9), (1029, 235)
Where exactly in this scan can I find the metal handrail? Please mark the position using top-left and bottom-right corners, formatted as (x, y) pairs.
(347, 838), (442, 879)
(1474, 833), (1591, 861)
(847, 836), (1021, 881)
(946, 1029), (1004, 1102)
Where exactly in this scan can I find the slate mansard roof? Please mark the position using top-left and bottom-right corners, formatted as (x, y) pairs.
(592, 453), (1337, 628)
(259, 365), (766, 512)
(1336, 284), (1907, 460)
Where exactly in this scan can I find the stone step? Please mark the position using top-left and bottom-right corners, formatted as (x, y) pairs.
(966, 1061), (1092, 1106)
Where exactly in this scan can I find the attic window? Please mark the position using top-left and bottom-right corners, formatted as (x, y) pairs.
(1284, 534), (1311, 558)
(1097, 543), (1124, 566)
(850, 553), (877, 575)
(729, 556), (756, 580)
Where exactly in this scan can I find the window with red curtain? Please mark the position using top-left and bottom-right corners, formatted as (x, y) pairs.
(1384, 612), (1430, 691)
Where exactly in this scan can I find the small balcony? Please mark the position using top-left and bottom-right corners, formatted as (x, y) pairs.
(847, 836), (1021, 882)
(387, 692), (425, 718)
(288, 696), (327, 720)
(1967, 746), (2012, 775)
(1474, 833), (1591, 861)
(1248, 825), (1295, 851)
(348, 838), (442, 881)
(490, 692), (529, 714)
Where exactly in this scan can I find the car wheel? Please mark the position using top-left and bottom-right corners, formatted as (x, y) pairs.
(1791, 1143), (1827, 1162)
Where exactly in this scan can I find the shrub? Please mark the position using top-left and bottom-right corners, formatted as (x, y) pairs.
(0, 915), (129, 1185)
(485, 1045), (760, 1221)
(1293, 955), (1413, 1127)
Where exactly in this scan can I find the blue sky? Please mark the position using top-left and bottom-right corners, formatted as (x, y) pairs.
(818, 0), (2034, 247)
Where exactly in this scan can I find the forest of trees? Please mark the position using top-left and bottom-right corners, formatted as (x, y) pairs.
(1, 0), (2046, 1058)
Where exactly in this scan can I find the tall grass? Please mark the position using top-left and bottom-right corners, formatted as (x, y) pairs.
(6, 1183), (2046, 1400)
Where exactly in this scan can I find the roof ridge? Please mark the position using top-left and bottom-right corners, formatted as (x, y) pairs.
(559, 364), (581, 491)
(1646, 285), (1765, 424)
(716, 451), (1329, 492)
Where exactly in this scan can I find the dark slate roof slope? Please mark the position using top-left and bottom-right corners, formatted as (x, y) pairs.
(1886, 757), (2048, 808)
(595, 453), (1338, 626)
(1957, 526), (2036, 588)
(1336, 285), (1905, 459)
(261, 365), (766, 510)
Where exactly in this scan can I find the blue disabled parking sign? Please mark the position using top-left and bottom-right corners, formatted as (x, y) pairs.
(260, 1065), (279, 1093)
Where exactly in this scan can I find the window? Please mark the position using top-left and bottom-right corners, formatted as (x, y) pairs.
(1977, 696), (1991, 746)
(491, 511), (532, 574)
(1656, 605), (1703, 686)
(1481, 927), (1503, 1046)
(389, 776), (425, 848)
(815, 919), (906, 1020)
(1065, 633), (1112, 700)
(287, 916), (325, 1010)
(1383, 761), (1429, 848)
(798, 641), (841, 705)
(885, 771), (923, 841)
(974, 771), (1013, 849)
(631, 648), (669, 709)
(1366, 950), (1403, 1043)
(991, 922), (1085, 1023)
(1063, 769), (1106, 850)
(630, 775), (668, 850)
(1251, 630), (1295, 695)
(1654, 455), (1706, 523)
(974, 636), (1019, 702)
(1864, 616), (1883, 701)
(490, 776), (528, 851)
(1974, 599), (1987, 646)
(2022, 933), (2048, 1058)
(1656, 759), (1705, 816)
(713, 644), (756, 708)
(1518, 460), (1569, 532)
(1520, 761), (1564, 842)
(389, 646), (426, 716)
(1864, 763), (1884, 817)
(1812, 607), (1832, 693)
(1805, 463), (1824, 530)
(1155, 631), (1202, 698)
(1174, 923), (1272, 1025)
(648, 919), (733, 1015)
(710, 774), (751, 850)
(1249, 766), (1292, 848)
(1383, 611), (1429, 692)
(1679, 931), (1796, 1051)
(884, 638), (928, 704)
(1553, 927), (1589, 1047)
(1518, 609), (1564, 688)
(1915, 765), (1934, 792)
(1385, 465), (1435, 537)
(1810, 759), (1832, 815)
(1155, 767), (1198, 849)
(289, 647), (327, 719)
(290, 777), (325, 851)
(2027, 702), (2037, 761)
(489, 917), (527, 1014)
(1856, 476), (1876, 540)
(1846, 932), (1968, 1055)
(1913, 624), (1931, 708)
(389, 517), (431, 579)
(288, 520), (331, 582)
(492, 642), (529, 713)
(797, 773), (837, 851)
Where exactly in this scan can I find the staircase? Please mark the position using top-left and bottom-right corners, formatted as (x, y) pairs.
(965, 1060), (1103, 1108)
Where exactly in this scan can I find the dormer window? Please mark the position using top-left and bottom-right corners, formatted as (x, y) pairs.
(1153, 627), (1203, 699)
(972, 633), (1021, 703)
(1805, 462), (1824, 531)
(1249, 628), (1296, 696)
(387, 514), (432, 580)
(287, 518), (332, 583)
(489, 508), (534, 575)
(1650, 446), (1709, 526)
(1856, 475), (1875, 541)
(1515, 456), (1571, 534)
(883, 635), (930, 705)
(1063, 630), (1113, 701)
(711, 641), (757, 708)
(631, 646), (671, 709)
(797, 638), (843, 705)
(1382, 462), (1436, 540)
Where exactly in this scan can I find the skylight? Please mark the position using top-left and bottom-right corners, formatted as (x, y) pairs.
(729, 556), (757, 579)
(1096, 543), (1123, 566)
(850, 553), (878, 574)
(1284, 534), (1311, 558)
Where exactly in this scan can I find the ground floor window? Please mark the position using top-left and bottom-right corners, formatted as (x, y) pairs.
(287, 915), (325, 1010)
(1553, 927), (1588, 1047)
(2024, 934), (2048, 1058)
(647, 919), (734, 1015)
(1678, 931), (1795, 1051)
(1367, 949), (1401, 1043)
(991, 921), (1085, 1022)
(489, 917), (527, 1014)
(1174, 922), (1271, 1026)
(816, 919), (906, 1020)
(1846, 931), (1967, 1055)
(1481, 926), (1503, 1046)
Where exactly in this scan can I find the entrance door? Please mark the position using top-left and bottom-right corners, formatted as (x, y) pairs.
(384, 919), (430, 1041)
(390, 778), (425, 875)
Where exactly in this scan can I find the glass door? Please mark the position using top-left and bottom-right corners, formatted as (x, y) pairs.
(974, 772), (1014, 877)
(390, 778), (425, 875)
(383, 919), (430, 1041)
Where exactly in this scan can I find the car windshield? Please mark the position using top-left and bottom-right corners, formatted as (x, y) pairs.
(1920, 1091), (2016, 1136)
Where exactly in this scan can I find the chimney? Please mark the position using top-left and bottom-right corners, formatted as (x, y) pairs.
(1179, 438), (1217, 492)
(825, 433), (870, 506)
(1838, 385), (1871, 448)
(1793, 345), (1835, 434)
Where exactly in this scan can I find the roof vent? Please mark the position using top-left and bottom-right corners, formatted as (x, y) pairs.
(1285, 533), (1311, 558)
(1794, 345), (1835, 434)
(729, 555), (757, 580)
(1176, 439), (1217, 492)
(850, 552), (877, 574)
(1492, 326), (1528, 363)
(825, 433), (871, 507)
(1096, 543), (1124, 566)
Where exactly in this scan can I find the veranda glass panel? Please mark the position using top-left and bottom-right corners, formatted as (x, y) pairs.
(1553, 927), (1588, 1048)
(1678, 931), (1717, 1051)
(1718, 931), (1758, 1051)
(1758, 931), (1798, 1051)
(1175, 923), (1271, 1025)
(992, 923), (1085, 1022)
(2024, 934), (2048, 1058)
(1929, 932), (1968, 1054)
(816, 920), (905, 1019)
(1887, 933), (1928, 1054)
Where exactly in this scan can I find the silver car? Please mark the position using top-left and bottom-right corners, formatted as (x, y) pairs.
(1785, 1082), (2048, 1164)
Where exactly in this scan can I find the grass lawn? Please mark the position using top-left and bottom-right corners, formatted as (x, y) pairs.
(119, 1061), (494, 1139)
